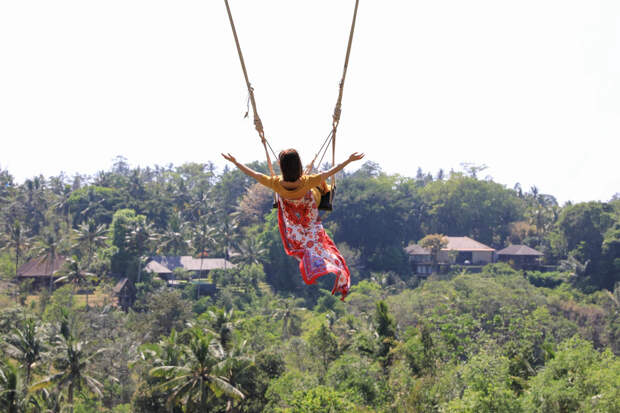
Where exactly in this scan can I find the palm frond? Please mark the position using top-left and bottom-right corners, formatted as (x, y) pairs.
(83, 375), (104, 398)
(208, 375), (245, 400)
(28, 373), (64, 392)
(149, 366), (191, 378)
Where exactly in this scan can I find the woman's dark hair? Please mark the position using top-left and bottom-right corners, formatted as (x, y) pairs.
(279, 149), (303, 182)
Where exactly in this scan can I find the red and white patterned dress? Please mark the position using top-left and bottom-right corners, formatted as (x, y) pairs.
(276, 190), (351, 300)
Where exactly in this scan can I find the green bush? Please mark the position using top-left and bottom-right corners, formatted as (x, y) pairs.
(521, 336), (620, 413)
(0, 251), (15, 279)
(288, 385), (356, 413)
(526, 271), (569, 288)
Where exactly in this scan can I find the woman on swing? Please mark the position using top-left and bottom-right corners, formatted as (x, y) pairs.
(222, 149), (364, 300)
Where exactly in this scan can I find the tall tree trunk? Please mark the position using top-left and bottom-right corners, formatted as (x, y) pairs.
(68, 382), (74, 413)
(137, 259), (142, 284)
(49, 256), (55, 293)
(15, 247), (20, 277)
(87, 243), (93, 269)
(201, 380), (207, 410)
(14, 248), (21, 303)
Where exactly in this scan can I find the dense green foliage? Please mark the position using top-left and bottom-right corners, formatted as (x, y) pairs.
(0, 159), (618, 412)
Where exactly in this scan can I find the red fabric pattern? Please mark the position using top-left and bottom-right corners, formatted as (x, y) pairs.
(276, 191), (350, 300)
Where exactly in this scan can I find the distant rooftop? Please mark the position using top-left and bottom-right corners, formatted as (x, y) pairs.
(146, 256), (235, 273)
(497, 244), (543, 256)
(144, 260), (173, 274)
(404, 236), (495, 255)
(404, 244), (430, 255)
(17, 255), (68, 277)
(443, 236), (495, 252)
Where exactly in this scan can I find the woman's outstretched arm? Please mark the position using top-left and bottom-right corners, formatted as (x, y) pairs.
(221, 153), (265, 182)
(319, 152), (365, 181)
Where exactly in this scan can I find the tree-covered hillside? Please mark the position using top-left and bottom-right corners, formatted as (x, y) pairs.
(0, 158), (618, 412)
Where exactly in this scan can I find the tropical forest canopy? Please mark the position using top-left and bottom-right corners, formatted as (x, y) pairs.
(0, 157), (618, 412)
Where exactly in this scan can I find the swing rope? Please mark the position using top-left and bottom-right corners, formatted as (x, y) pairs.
(306, 0), (359, 204)
(224, 0), (361, 203)
(223, 0), (277, 177)
(330, 0), (359, 195)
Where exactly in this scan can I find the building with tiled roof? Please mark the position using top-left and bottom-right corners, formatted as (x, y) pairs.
(443, 236), (495, 252)
(497, 244), (543, 256)
(439, 236), (495, 265)
(113, 278), (135, 310)
(145, 256), (235, 279)
(497, 244), (543, 269)
(405, 236), (496, 274)
(17, 255), (69, 288)
(404, 244), (433, 276)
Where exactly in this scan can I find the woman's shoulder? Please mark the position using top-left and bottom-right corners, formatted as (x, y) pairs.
(303, 173), (324, 186)
(256, 173), (278, 188)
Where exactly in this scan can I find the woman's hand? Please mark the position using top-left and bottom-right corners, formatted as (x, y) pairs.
(347, 152), (365, 163)
(221, 153), (237, 164)
(220, 153), (263, 182)
(319, 152), (365, 181)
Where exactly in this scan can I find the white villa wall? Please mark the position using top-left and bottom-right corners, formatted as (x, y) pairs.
(434, 250), (493, 264)
(472, 251), (494, 264)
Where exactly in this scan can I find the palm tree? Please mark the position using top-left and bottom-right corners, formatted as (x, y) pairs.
(77, 188), (106, 225)
(189, 190), (212, 223)
(35, 232), (62, 293)
(0, 361), (21, 413)
(191, 217), (216, 278)
(140, 330), (184, 369)
(5, 318), (45, 385)
(233, 236), (268, 267)
(23, 176), (47, 235)
(271, 298), (304, 339)
(214, 211), (239, 268)
(158, 212), (190, 256)
(150, 328), (244, 411)
(54, 256), (96, 306)
(136, 330), (185, 413)
(51, 182), (73, 227)
(1, 220), (31, 277)
(125, 220), (159, 283)
(31, 327), (106, 413)
(217, 340), (255, 413)
(28, 388), (62, 413)
(72, 220), (107, 268)
(205, 308), (242, 353)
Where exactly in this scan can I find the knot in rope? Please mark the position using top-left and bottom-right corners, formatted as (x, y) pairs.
(254, 117), (264, 134)
(332, 105), (342, 126)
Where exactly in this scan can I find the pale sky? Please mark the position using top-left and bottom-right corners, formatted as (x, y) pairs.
(1, 1), (618, 205)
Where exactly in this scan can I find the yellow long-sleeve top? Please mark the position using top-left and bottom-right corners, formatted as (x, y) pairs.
(256, 173), (326, 204)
